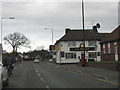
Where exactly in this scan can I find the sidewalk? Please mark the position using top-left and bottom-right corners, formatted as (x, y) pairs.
(54, 63), (119, 85)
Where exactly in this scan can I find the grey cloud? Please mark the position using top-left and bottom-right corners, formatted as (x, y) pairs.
(1, 2), (118, 52)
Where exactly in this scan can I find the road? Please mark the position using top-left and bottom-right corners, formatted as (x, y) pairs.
(6, 61), (118, 88)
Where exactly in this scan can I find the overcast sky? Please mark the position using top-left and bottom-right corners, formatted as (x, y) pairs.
(0, 0), (119, 53)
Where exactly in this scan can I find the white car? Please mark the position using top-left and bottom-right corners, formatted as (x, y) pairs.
(0, 61), (9, 89)
(49, 59), (52, 63)
(34, 59), (39, 63)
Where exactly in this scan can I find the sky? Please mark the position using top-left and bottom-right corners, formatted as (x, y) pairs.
(0, 0), (119, 53)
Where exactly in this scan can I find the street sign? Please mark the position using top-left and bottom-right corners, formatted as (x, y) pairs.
(70, 47), (95, 51)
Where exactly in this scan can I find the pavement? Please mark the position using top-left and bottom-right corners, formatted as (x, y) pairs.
(48, 62), (119, 86)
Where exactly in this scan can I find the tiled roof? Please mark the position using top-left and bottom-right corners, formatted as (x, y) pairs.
(58, 28), (109, 41)
(100, 25), (120, 43)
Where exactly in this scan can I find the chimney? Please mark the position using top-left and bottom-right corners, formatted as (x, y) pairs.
(65, 28), (70, 34)
(92, 26), (98, 33)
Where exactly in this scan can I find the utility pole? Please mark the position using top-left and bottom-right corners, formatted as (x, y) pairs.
(82, 0), (86, 67)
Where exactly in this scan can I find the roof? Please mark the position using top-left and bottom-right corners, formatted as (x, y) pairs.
(58, 28), (109, 42)
(100, 25), (120, 43)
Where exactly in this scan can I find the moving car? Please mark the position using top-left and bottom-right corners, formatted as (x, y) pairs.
(34, 59), (39, 63)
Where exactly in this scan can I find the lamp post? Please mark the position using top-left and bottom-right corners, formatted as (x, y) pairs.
(44, 27), (54, 63)
(1, 17), (15, 44)
(44, 27), (53, 45)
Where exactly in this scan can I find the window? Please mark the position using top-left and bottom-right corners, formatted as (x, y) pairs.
(68, 41), (76, 47)
(89, 52), (96, 58)
(54, 52), (56, 55)
(114, 42), (118, 54)
(108, 43), (110, 54)
(97, 52), (100, 56)
(65, 53), (76, 59)
(61, 52), (64, 57)
(103, 44), (105, 54)
(88, 41), (96, 46)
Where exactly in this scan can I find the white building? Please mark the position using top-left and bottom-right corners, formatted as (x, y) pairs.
(53, 26), (109, 64)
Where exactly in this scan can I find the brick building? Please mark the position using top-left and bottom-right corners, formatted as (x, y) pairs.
(100, 26), (120, 61)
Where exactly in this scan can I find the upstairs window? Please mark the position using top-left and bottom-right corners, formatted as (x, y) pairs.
(88, 41), (96, 46)
(108, 43), (111, 54)
(103, 44), (105, 54)
(68, 41), (76, 47)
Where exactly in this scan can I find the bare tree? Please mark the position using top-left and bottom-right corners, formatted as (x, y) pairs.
(4, 32), (31, 62)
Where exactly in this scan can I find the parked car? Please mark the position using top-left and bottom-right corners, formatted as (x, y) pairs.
(34, 59), (39, 63)
(49, 59), (52, 63)
(0, 61), (9, 89)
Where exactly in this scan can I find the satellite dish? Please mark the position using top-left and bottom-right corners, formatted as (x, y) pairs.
(96, 23), (100, 28)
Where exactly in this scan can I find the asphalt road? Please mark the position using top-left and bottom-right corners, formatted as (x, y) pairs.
(6, 61), (118, 88)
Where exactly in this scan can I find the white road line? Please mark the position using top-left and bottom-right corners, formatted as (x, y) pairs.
(14, 67), (17, 70)
(46, 85), (50, 88)
(37, 73), (41, 77)
(34, 67), (41, 77)
(34, 67), (47, 85)
(40, 77), (45, 83)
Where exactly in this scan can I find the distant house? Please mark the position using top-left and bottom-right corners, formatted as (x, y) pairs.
(100, 26), (120, 61)
(52, 26), (109, 64)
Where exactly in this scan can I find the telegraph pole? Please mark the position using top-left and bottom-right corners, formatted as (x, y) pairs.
(82, 0), (86, 67)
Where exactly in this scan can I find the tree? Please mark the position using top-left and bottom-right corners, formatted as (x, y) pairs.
(4, 32), (31, 62)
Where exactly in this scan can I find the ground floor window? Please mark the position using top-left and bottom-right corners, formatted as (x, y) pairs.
(89, 52), (96, 58)
(60, 51), (64, 57)
(65, 53), (76, 59)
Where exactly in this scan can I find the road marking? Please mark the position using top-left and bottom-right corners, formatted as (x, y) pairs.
(34, 67), (41, 77)
(40, 77), (45, 83)
(37, 73), (40, 77)
(54, 66), (60, 68)
(46, 85), (50, 88)
(95, 77), (119, 86)
(93, 74), (108, 80)
(34, 67), (50, 88)
(14, 67), (17, 70)
(60, 67), (119, 86)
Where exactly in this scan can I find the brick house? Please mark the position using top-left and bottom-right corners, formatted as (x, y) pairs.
(100, 26), (120, 61)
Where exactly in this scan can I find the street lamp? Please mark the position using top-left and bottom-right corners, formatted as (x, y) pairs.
(1, 16), (15, 44)
(44, 27), (54, 63)
(44, 28), (53, 45)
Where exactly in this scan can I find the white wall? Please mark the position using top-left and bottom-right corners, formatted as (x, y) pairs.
(55, 40), (101, 63)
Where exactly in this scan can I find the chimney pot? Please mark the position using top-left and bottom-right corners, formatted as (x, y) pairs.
(65, 28), (70, 34)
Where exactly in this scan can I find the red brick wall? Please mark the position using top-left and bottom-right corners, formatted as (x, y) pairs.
(118, 41), (120, 60)
(101, 42), (117, 61)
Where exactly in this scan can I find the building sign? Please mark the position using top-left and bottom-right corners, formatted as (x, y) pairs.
(79, 43), (85, 48)
(70, 47), (95, 51)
